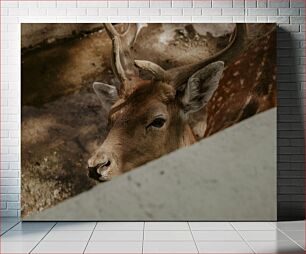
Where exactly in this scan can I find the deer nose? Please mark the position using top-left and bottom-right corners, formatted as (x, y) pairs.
(88, 154), (112, 182)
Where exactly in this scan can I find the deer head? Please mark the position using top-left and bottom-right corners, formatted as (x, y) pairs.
(88, 23), (248, 182)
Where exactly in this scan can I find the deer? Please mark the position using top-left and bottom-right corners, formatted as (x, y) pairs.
(87, 23), (276, 182)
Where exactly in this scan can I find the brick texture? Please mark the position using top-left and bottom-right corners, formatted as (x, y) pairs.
(0, 0), (305, 220)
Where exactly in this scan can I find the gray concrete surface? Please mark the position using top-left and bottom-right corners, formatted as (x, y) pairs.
(26, 108), (276, 221)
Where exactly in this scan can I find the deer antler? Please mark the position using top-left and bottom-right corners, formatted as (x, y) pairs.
(135, 24), (247, 88)
(134, 60), (166, 80)
(103, 23), (143, 94)
(105, 24), (247, 94)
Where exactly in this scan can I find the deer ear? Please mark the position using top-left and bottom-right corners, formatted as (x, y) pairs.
(93, 82), (118, 111)
(181, 61), (224, 114)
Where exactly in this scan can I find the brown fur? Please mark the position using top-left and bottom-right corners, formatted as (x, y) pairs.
(204, 29), (276, 137)
(88, 81), (196, 179)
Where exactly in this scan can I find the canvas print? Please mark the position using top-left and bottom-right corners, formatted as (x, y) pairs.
(21, 23), (276, 219)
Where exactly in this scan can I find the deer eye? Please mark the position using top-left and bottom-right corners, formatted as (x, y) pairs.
(147, 117), (166, 129)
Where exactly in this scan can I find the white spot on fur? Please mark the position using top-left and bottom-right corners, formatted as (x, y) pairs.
(256, 71), (262, 81)
(245, 95), (252, 103)
(234, 60), (241, 65)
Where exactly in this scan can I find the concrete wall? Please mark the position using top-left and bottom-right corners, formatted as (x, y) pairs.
(1, 0), (305, 220)
(27, 109), (277, 221)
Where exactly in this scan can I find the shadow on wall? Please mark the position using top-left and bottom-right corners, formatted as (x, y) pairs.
(277, 27), (305, 220)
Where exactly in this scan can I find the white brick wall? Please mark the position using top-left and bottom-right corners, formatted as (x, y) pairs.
(1, 0), (305, 218)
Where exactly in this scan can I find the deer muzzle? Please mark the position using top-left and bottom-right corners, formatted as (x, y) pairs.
(88, 153), (114, 182)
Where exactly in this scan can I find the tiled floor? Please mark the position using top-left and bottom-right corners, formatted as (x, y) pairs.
(0, 219), (304, 253)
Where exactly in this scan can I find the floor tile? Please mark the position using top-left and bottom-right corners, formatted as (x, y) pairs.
(90, 230), (143, 241)
(42, 230), (92, 242)
(0, 230), (47, 242)
(144, 230), (193, 241)
(143, 241), (198, 253)
(1, 229), (8, 235)
(192, 230), (243, 241)
(32, 241), (87, 253)
(1, 221), (20, 228)
(52, 222), (96, 231)
(1, 222), (20, 233)
(232, 222), (276, 230)
(276, 221), (305, 231)
(295, 240), (305, 250)
(282, 230), (305, 241)
(11, 222), (55, 231)
(1, 218), (20, 224)
(239, 230), (290, 241)
(189, 222), (234, 231)
(282, 230), (305, 249)
(95, 222), (144, 231)
(1, 241), (37, 253)
(197, 241), (253, 253)
(1, 224), (16, 233)
(145, 222), (189, 230)
(269, 222), (278, 228)
(249, 240), (304, 253)
(85, 241), (142, 253)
